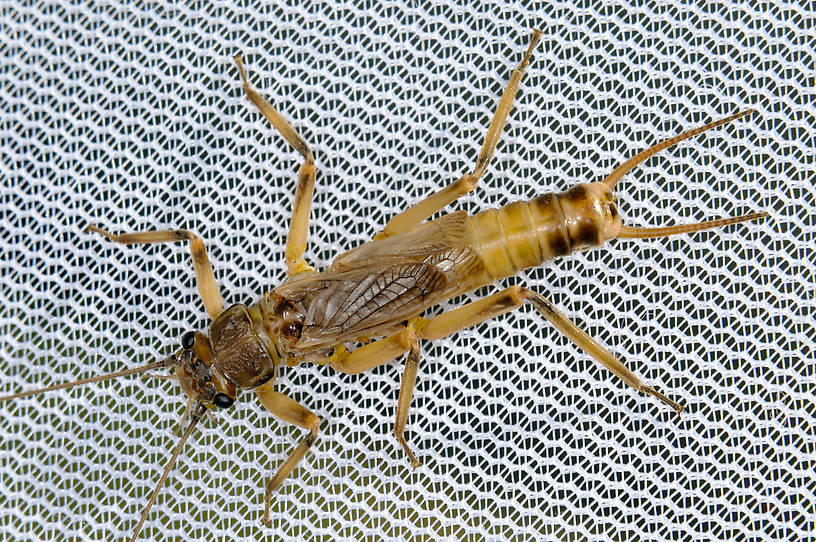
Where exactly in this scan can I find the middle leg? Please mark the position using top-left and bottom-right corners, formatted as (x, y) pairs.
(394, 340), (422, 469)
(235, 56), (317, 276)
(329, 288), (536, 466)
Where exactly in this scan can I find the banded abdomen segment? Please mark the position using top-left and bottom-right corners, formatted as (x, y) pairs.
(466, 182), (622, 280)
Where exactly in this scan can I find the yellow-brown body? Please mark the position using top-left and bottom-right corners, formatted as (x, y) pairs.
(228, 181), (623, 373)
(465, 181), (622, 284)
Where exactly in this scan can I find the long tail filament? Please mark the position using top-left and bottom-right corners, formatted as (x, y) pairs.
(603, 109), (756, 189)
(618, 211), (769, 239)
(604, 109), (768, 238)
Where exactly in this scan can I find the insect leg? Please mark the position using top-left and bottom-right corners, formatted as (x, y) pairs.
(323, 330), (424, 465)
(85, 226), (224, 319)
(326, 290), (534, 467)
(392, 288), (529, 468)
(418, 286), (683, 413)
(520, 289), (683, 412)
(377, 29), (543, 239)
(234, 55), (317, 276)
(329, 327), (416, 375)
(418, 287), (527, 341)
(255, 383), (320, 526)
(394, 340), (422, 469)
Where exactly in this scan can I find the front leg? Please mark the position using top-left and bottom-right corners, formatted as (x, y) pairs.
(255, 383), (320, 526)
(234, 56), (317, 276)
(86, 226), (224, 320)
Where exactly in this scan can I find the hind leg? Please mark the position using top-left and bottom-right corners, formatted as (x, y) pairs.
(378, 29), (543, 239)
(419, 286), (683, 412)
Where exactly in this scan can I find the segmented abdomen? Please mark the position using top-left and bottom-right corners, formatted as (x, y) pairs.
(466, 182), (620, 281)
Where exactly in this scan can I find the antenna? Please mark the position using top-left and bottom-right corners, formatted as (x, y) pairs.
(0, 358), (171, 402)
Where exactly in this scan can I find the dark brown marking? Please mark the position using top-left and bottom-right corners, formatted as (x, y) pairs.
(295, 139), (313, 162)
(295, 169), (310, 195)
(282, 321), (303, 339)
(304, 431), (318, 447)
(460, 290), (524, 325)
(531, 193), (556, 210)
(576, 221), (601, 246)
(175, 230), (195, 240)
(191, 243), (208, 265)
(474, 156), (489, 175)
(547, 230), (570, 257)
(609, 203), (619, 221)
(191, 241), (207, 263)
(561, 184), (588, 202)
(524, 290), (556, 317)
(254, 372), (275, 389)
(274, 298), (294, 317)
(485, 293), (519, 316)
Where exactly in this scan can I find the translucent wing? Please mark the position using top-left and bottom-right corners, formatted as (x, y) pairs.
(283, 262), (446, 350)
(327, 211), (472, 269)
(273, 212), (484, 351)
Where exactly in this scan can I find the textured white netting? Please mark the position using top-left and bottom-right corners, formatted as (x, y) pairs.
(1, 2), (814, 541)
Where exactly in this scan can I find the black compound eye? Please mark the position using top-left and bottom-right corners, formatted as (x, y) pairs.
(213, 393), (235, 409)
(181, 331), (196, 350)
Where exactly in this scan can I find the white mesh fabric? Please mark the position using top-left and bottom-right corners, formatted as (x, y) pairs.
(1, 2), (814, 541)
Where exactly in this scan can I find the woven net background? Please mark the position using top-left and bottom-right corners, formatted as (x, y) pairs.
(1, 2), (814, 541)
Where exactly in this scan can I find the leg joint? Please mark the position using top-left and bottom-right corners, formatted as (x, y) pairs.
(305, 414), (321, 437)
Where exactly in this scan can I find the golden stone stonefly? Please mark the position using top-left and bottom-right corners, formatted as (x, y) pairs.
(0, 30), (767, 540)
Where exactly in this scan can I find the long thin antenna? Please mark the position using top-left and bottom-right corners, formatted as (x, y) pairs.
(0, 359), (170, 402)
(130, 403), (206, 542)
(618, 211), (769, 239)
(603, 109), (756, 189)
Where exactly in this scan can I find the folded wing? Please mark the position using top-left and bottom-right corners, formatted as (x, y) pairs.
(273, 212), (484, 350)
